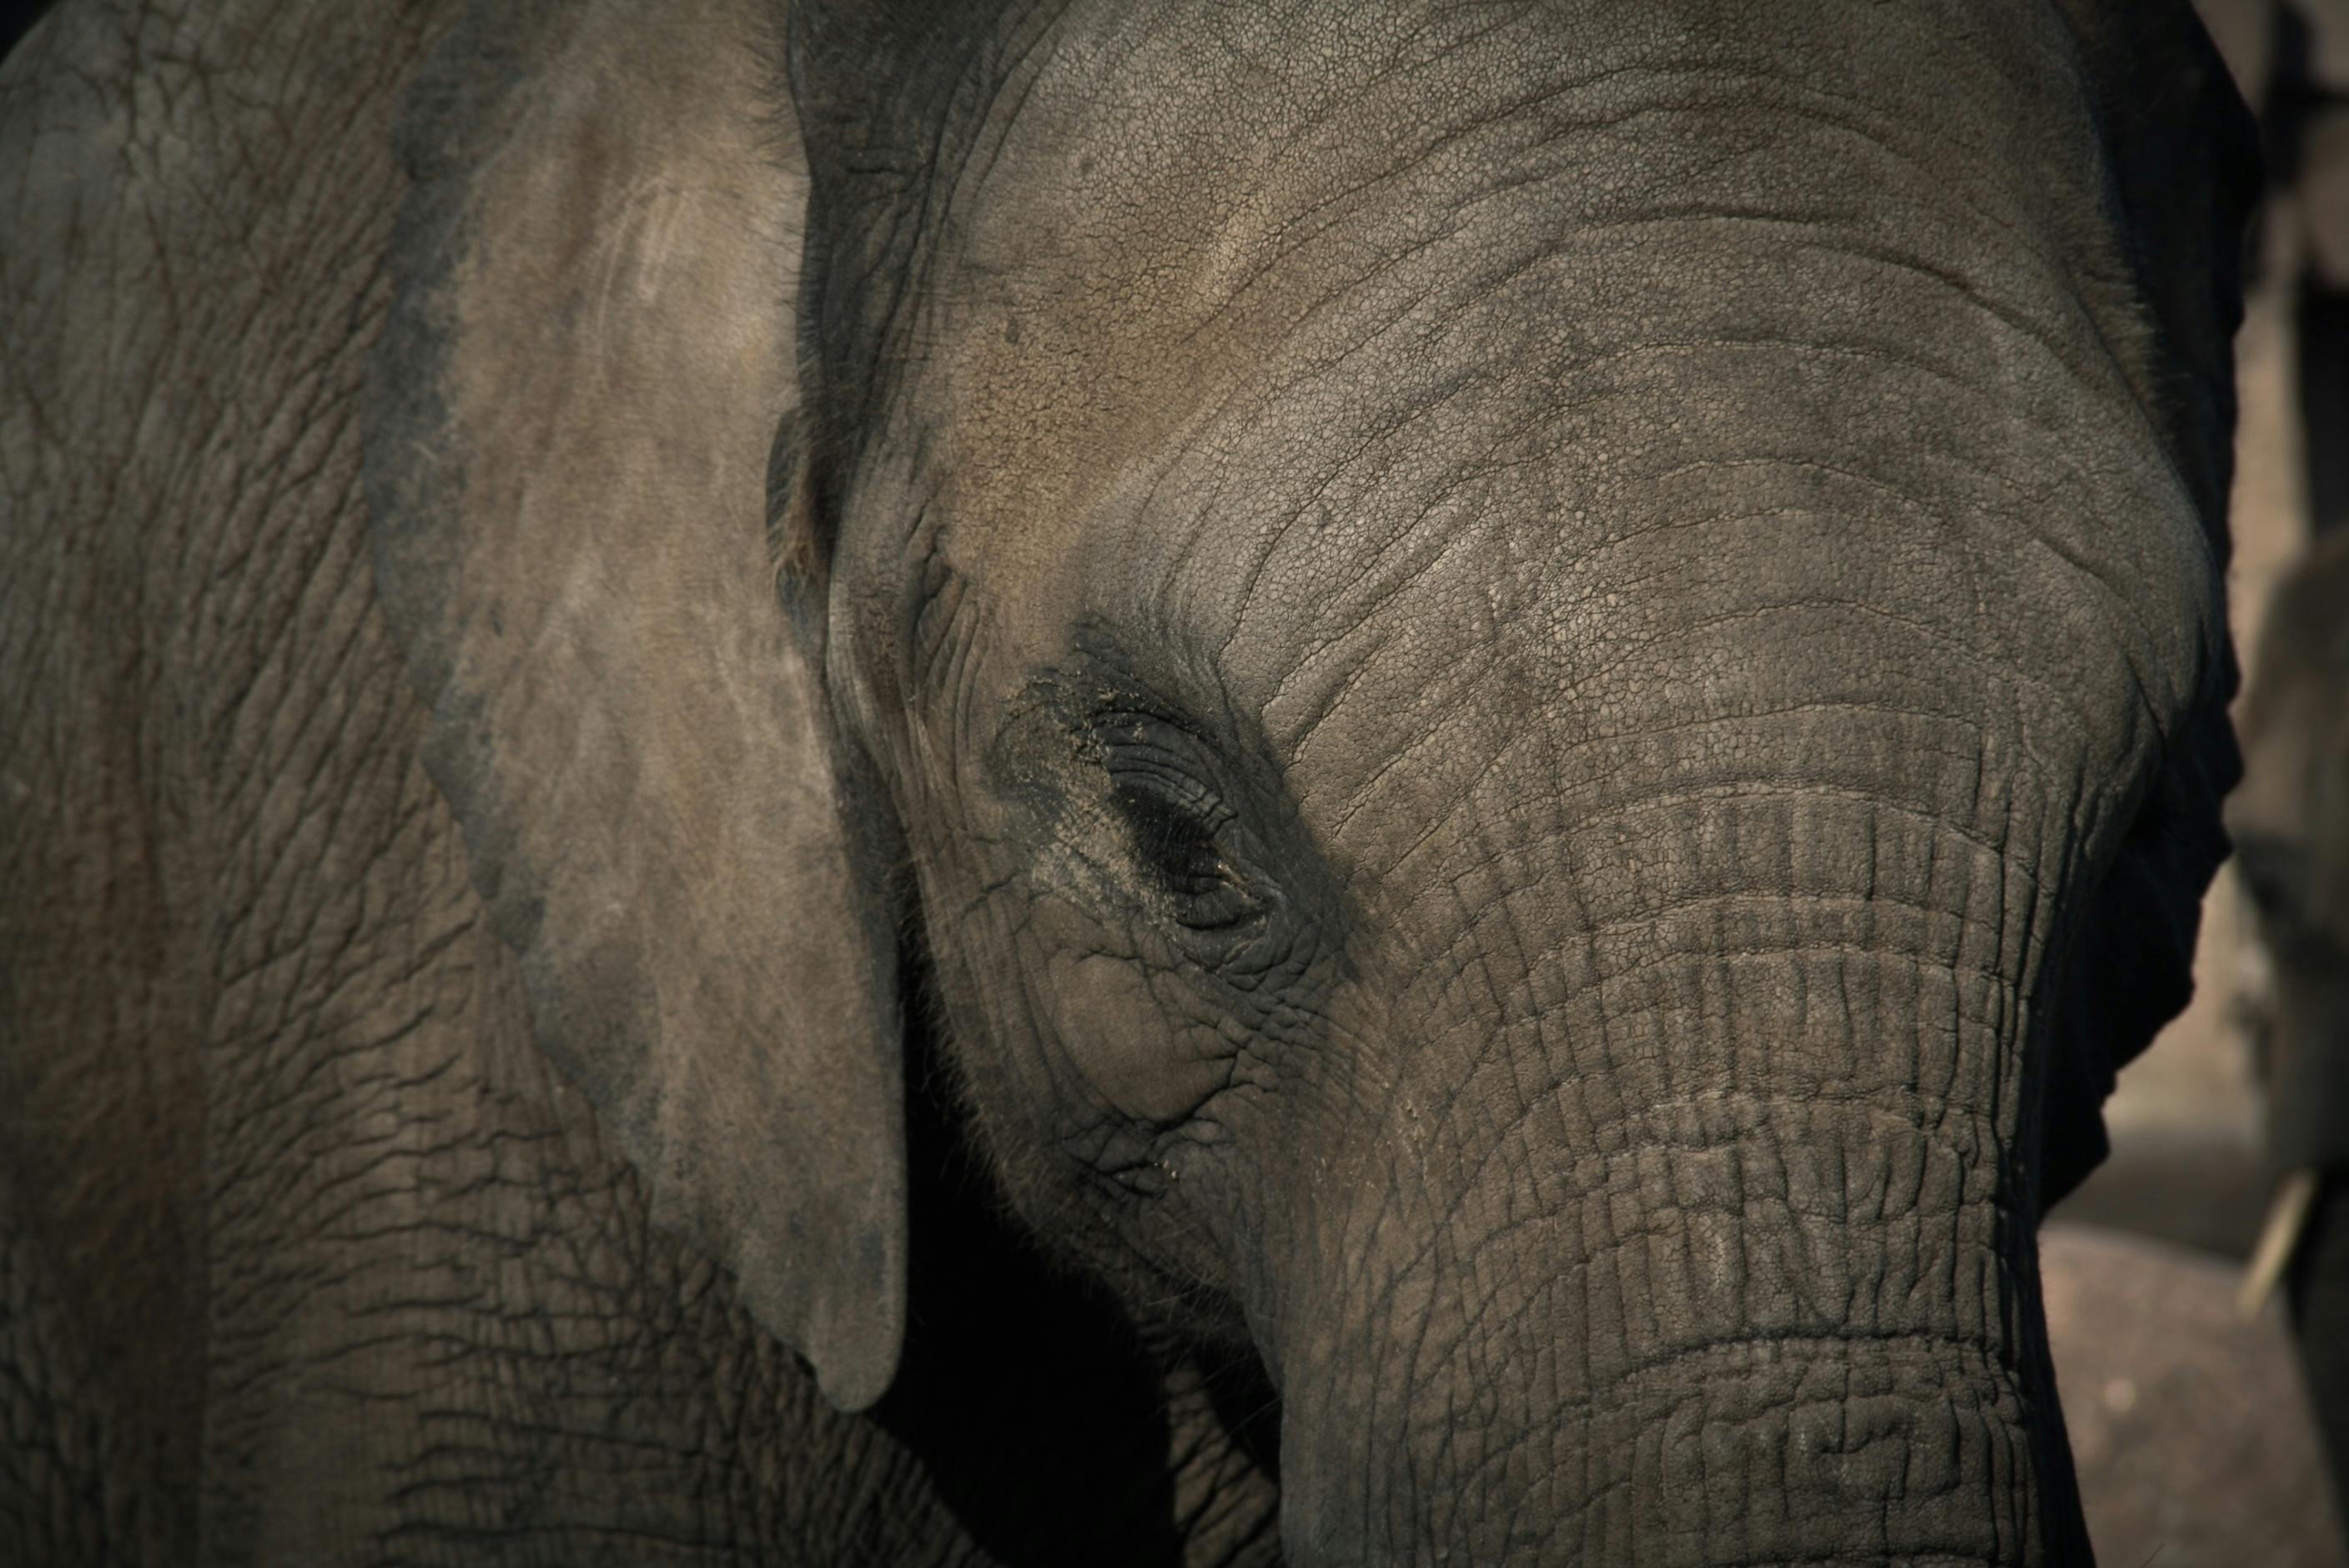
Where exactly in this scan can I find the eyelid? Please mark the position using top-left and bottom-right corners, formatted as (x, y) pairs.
(1091, 716), (1271, 932)
(1092, 716), (1232, 807)
(1108, 756), (1235, 829)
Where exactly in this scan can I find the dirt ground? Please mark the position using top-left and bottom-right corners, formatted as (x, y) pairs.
(2048, 1223), (2342, 1565)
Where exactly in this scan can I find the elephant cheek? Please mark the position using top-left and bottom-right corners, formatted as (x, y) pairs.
(1019, 902), (1233, 1127)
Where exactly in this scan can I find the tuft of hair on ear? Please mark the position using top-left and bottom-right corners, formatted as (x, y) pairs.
(766, 408), (835, 632)
(747, 1), (801, 167)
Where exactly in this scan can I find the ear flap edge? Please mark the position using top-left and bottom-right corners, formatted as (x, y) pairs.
(363, 0), (905, 1412)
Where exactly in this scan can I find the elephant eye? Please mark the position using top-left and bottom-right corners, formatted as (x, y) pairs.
(1089, 710), (1265, 936)
(1111, 777), (1259, 932)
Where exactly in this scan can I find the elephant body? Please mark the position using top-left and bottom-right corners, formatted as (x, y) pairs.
(1, 1), (2256, 1563)
(2232, 525), (2349, 1535)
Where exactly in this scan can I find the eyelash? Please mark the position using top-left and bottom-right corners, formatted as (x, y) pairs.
(1118, 782), (1250, 913)
(1092, 721), (1264, 934)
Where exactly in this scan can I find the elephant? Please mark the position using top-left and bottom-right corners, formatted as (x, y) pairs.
(2231, 525), (2349, 1532)
(0, 0), (2257, 1562)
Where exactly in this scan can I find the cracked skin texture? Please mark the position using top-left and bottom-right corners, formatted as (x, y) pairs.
(0, 3), (1278, 1564)
(2, 0), (2253, 1564)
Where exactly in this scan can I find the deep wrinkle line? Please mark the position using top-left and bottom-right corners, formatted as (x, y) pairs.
(1559, 443), (2205, 741)
(1186, 49), (1903, 324)
(1352, 681), (2000, 873)
(1170, 45), (2077, 375)
(1322, 676), (2028, 852)
(1355, 1064), (2018, 1363)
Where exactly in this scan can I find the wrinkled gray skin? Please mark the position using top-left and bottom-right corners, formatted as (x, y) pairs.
(0, 0), (2256, 1563)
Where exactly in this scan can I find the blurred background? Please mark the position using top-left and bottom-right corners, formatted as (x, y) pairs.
(2046, 5), (2349, 1563)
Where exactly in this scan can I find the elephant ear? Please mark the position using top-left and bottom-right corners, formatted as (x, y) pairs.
(363, 0), (905, 1410)
(2036, 0), (2259, 1210)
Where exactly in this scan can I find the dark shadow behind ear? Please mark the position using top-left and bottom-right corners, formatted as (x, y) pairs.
(363, 0), (905, 1411)
(2038, 0), (2261, 1211)
(784, 0), (1030, 479)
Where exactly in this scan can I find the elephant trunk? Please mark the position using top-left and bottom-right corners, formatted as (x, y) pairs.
(1278, 1075), (2071, 1565)
(1265, 589), (2115, 1564)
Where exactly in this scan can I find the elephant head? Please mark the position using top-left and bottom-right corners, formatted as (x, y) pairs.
(364, 0), (2254, 1560)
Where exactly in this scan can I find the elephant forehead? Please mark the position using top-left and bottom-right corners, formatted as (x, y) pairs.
(910, 0), (2206, 664)
(923, 0), (2115, 456)
(931, 234), (2203, 790)
(885, 0), (2216, 860)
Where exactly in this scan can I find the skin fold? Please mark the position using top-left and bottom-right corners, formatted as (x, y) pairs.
(2, 0), (2255, 1564)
